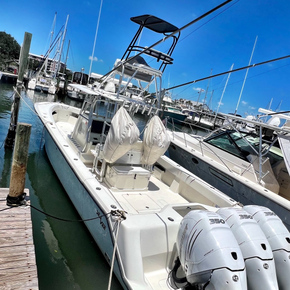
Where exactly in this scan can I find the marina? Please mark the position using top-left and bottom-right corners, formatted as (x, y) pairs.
(1, 1), (290, 289)
(2, 80), (290, 289)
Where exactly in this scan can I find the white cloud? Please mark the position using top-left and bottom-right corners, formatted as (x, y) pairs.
(193, 87), (205, 92)
(89, 56), (103, 62)
(249, 106), (256, 110)
(241, 101), (247, 105)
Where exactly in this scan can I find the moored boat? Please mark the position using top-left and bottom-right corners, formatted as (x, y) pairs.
(28, 73), (56, 94)
(160, 93), (187, 125)
(66, 71), (89, 101)
(35, 11), (290, 290)
(168, 112), (290, 230)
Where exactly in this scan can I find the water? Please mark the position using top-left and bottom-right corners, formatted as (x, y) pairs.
(0, 83), (123, 290)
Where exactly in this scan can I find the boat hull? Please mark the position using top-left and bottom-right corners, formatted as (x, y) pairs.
(168, 143), (290, 230)
(162, 111), (186, 121)
(67, 89), (86, 101)
(43, 128), (128, 289)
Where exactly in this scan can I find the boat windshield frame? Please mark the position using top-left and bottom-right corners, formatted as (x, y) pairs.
(204, 130), (283, 166)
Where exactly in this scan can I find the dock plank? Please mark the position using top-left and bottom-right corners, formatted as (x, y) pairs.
(0, 188), (38, 289)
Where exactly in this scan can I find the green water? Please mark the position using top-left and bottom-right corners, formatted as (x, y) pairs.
(0, 83), (123, 290)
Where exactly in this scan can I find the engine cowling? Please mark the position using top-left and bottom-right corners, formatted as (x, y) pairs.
(244, 205), (290, 290)
(217, 207), (278, 290)
(175, 210), (247, 289)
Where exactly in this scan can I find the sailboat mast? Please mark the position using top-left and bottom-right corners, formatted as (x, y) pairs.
(63, 39), (70, 73)
(89, 0), (103, 79)
(214, 63), (234, 123)
(57, 14), (69, 75)
(203, 68), (212, 105)
(234, 36), (258, 115)
(46, 12), (57, 73)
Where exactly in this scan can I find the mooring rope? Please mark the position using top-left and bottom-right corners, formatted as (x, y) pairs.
(13, 86), (39, 116)
(0, 198), (111, 223)
(29, 204), (111, 222)
(107, 211), (126, 290)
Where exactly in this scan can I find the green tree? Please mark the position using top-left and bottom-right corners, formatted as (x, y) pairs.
(0, 32), (20, 69)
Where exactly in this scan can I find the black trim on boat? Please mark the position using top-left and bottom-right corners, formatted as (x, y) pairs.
(209, 167), (233, 186)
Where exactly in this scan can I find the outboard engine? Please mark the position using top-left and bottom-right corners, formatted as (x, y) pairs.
(244, 205), (290, 290)
(172, 210), (247, 289)
(217, 207), (278, 290)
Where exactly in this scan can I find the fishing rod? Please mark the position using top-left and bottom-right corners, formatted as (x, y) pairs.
(258, 110), (290, 117)
(166, 54), (290, 91)
(99, 0), (235, 81)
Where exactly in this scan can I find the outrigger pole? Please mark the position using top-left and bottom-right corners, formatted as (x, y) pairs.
(166, 53), (290, 91)
(99, 0), (235, 81)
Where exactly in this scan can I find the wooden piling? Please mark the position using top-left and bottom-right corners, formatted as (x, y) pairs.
(5, 32), (32, 148)
(8, 123), (31, 205)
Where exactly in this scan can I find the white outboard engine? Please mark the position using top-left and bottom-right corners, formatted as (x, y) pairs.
(173, 210), (247, 289)
(244, 205), (290, 290)
(217, 207), (278, 290)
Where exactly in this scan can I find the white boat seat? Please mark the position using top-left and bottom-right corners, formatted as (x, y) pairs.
(105, 164), (151, 190)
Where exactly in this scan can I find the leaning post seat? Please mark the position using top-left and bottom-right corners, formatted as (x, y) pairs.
(105, 141), (152, 191)
(104, 115), (171, 191)
(99, 106), (152, 190)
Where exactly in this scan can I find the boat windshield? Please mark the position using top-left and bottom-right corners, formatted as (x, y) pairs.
(205, 131), (283, 166)
(205, 131), (252, 159)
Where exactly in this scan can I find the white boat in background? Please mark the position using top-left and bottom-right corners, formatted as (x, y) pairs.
(183, 108), (216, 130)
(35, 12), (290, 290)
(66, 71), (89, 101)
(168, 112), (290, 230)
(28, 71), (57, 94)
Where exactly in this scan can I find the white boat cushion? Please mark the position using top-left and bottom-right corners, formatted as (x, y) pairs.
(103, 106), (140, 163)
(142, 115), (170, 165)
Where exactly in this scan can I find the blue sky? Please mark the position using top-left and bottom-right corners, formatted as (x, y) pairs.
(1, 0), (290, 116)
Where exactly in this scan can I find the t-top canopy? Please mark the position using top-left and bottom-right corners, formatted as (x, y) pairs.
(130, 15), (179, 34)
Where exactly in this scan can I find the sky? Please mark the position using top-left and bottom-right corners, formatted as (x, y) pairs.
(1, 0), (290, 116)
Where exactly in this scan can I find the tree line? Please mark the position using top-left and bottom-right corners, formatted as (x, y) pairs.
(0, 31), (20, 71)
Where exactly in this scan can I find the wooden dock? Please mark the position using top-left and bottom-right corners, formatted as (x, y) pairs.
(0, 188), (38, 289)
